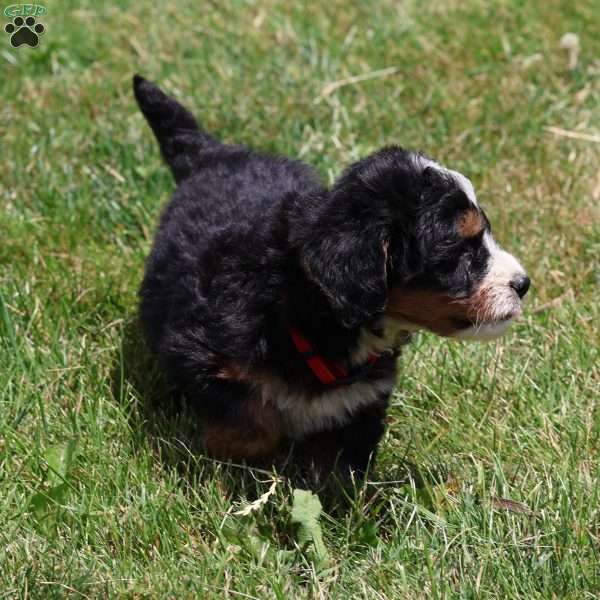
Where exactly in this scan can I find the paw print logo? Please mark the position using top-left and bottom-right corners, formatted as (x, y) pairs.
(4, 15), (45, 48)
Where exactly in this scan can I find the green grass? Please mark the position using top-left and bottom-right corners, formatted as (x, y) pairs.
(1, 0), (599, 597)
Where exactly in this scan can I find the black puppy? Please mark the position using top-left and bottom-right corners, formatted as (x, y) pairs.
(133, 75), (530, 475)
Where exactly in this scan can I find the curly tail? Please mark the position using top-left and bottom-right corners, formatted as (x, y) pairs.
(133, 74), (217, 183)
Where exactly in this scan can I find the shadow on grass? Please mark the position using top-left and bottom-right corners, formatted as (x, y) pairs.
(112, 318), (430, 511)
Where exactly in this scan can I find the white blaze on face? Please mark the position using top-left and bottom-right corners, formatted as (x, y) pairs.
(449, 169), (477, 206)
(454, 232), (528, 341)
(482, 233), (527, 298)
(413, 154), (528, 342)
(415, 155), (478, 207)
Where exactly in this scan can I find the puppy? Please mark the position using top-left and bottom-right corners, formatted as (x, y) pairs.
(133, 75), (530, 475)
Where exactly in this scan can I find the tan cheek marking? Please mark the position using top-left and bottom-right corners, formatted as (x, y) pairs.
(457, 209), (484, 238)
(386, 287), (489, 335)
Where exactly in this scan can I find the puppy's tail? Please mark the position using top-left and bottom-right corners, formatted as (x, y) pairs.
(133, 74), (217, 183)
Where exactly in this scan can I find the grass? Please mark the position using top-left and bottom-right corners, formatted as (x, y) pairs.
(1, 0), (599, 597)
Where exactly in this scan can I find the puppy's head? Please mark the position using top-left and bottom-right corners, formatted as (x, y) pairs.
(300, 147), (529, 341)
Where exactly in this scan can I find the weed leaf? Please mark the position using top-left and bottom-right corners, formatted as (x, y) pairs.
(45, 438), (78, 487)
(291, 489), (329, 566)
(29, 439), (79, 530)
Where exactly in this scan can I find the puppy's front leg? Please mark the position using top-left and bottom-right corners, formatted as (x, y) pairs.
(298, 399), (389, 478)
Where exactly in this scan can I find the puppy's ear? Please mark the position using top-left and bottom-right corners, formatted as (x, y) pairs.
(301, 228), (388, 329)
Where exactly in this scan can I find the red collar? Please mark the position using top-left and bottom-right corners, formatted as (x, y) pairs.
(289, 326), (380, 386)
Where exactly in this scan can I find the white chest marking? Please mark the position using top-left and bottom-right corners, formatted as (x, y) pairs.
(260, 374), (396, 439)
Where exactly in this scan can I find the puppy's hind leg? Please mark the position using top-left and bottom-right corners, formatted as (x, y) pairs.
(200, 383), (284, 463)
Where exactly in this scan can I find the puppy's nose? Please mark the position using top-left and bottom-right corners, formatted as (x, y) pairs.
(510, 275), (531, 299)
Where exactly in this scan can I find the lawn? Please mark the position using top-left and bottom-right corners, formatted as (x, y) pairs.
(1, 0), (599, 597)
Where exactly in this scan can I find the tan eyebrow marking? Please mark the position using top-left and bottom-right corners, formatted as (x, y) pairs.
(457, 208), (484, 238)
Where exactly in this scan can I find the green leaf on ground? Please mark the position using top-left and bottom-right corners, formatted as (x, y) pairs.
(290, 489), (329, 566)
(29, 439), (79, 529)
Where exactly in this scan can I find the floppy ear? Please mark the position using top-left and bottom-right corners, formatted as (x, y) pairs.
(301, 228), (389, 329)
